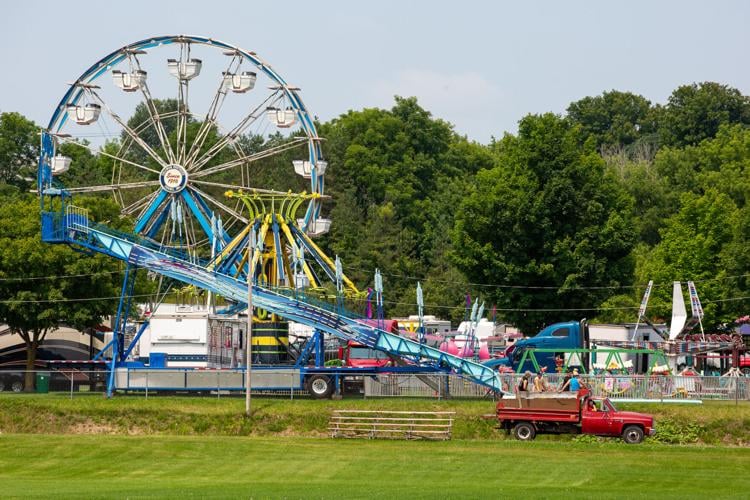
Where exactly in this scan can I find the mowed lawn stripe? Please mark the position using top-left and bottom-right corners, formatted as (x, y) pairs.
(1, 434), (748, 499)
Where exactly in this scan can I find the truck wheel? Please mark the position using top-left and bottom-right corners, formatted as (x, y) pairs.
(741, 367), (750, 377)
(513, 422), (536, 441)
(622, 425), (644, 444)
(306, 375), (334, 399)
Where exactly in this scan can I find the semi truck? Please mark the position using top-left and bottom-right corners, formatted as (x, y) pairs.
(496, 389), (655, 444)
(491, 319), (591, 373)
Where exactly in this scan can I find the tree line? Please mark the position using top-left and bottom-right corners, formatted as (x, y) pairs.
(0, 81), (748, 352)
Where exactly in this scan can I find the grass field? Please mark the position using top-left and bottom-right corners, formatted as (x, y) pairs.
(1, 394), (749, 443)
(1, 434), (749, 499)
(1, 395), (749, 498)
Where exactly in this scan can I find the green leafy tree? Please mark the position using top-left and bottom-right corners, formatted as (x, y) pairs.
(656, 82), (750, 148)
(655, 124), (750, 209)
(635, 190), (744, 328)
(592, 293), (641, 325)
(718, 205), (750, 312)
(452, 113), (637, 333)
(0, 112), (39, 191)
(0, 195), (123, 391)
(567, 90), (654, 149)
(606, 158), (678, 246)
(319, 97), (486, 316)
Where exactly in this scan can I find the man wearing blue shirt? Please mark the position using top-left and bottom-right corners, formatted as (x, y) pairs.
(569, 369), (581, 391)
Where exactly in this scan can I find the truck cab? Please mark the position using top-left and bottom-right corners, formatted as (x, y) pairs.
(492, 319), (590, 373)
(338, 341), (392, 368)
(581, 395), (655, 443)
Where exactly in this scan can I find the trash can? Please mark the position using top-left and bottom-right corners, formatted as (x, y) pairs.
(35, 372), (50, 393)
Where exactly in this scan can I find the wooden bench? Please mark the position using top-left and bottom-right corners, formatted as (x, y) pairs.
(329, 410), (455, 440)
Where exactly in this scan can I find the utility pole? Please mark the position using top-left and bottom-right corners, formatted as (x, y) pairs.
(245, 228), (256, 417)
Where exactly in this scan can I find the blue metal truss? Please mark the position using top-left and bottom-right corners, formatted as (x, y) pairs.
(43, 213), (507, 394)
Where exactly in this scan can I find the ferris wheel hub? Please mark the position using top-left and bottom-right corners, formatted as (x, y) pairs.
(159, 164), (189, 193)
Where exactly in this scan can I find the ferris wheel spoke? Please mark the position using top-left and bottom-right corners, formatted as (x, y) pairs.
(175, 42), (193, 165)
(187, 90), (283, 173)
(191, 136), (308, 179)
(190, 179), (290, 196)
(177, 81), (189, 164)
(179, 189), (215, 243)
(188, 186), (248, 223)
(123, 190), (160, 216)
(85, 88), (169, 169)
(60, 138), (161, 176)
(183, 54), (242, 169)
(128, 53), (178, 164)
(63, 180), (160, 194)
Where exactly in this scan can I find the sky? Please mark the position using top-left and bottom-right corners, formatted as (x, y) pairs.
(1, 0), (749, 143)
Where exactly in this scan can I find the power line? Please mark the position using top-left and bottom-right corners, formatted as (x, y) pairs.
(0, 292), (155, 305)
(377, 298), (639, 312)
(0, 270), (124, 282)
(345, 265), (750, 292)
(363, 295), (750, 313)
(0, 265), (746, 293)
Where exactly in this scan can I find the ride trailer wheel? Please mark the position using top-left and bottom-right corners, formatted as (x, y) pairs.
(11, 379), (24, 393)
(306, 375), (334, 399)
(513, 422), (536, 441)
(622, 425), (644, 444)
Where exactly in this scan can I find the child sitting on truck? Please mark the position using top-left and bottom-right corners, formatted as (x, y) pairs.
(533, 372), (548, 392)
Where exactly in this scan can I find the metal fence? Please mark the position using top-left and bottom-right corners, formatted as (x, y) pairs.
(364, 373), (493, 399)
(364, 372), (750, 402)
(0, 369), (108, 397)
(0, 369), (309, 399)
(1, 369), (748, 402)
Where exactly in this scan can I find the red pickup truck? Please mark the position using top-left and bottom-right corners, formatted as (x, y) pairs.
(496, 389), (655, 444)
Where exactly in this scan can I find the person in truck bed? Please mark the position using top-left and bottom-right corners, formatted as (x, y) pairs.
(518, 371), (532, 392)
(569, 369), (581, 391)
(559, 369), (573, 392)
(533, 372), (548, 392)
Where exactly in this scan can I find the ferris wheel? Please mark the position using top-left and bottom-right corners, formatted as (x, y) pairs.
(39, 35), (330, 263)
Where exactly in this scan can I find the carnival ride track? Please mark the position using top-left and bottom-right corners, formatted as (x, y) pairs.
(44, 212), (506, 395)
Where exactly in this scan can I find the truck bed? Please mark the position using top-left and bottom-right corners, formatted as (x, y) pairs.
(496, 407), (580, 423)
(499, 392), (580, 410)
(497, 393), (581, 423)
